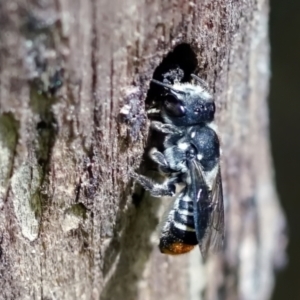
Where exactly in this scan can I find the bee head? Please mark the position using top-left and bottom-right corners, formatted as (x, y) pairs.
(151, 79), (215, 126)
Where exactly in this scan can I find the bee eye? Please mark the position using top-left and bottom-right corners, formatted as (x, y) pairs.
(163, 95), (185, 117)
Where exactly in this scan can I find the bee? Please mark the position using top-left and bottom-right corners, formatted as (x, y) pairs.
(131, 75), (224, 258)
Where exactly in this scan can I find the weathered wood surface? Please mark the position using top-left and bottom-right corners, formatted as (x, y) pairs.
(0, 0), (286, 299)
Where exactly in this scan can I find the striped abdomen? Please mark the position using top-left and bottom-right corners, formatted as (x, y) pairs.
(159, 186), (198, 255)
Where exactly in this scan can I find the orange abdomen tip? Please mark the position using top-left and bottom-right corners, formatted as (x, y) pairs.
(160, 242), (195, 255)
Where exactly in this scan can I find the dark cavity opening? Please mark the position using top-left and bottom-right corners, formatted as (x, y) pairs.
(146, 43), (198, 106)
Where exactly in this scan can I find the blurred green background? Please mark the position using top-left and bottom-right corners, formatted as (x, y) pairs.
(270, 1), (300, 299)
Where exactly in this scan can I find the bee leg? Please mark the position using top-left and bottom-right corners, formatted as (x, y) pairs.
(149, 148), (168, 166)
(148, 148), (173, 174)
(151, 121), (183, 135)
(130, 171), (177, 197)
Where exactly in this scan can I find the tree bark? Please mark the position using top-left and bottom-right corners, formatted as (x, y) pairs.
(0, 0), (287, 300)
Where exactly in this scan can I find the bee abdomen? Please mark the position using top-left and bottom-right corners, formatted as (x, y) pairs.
(159, 221), (198, 254)
(173, 208), (194, 228)
(159, 190), (198, 254)
(173, 192), (195, 229)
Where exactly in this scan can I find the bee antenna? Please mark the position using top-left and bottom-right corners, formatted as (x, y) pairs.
(151, 79), (185, 95)
(190, 74), (210, 91)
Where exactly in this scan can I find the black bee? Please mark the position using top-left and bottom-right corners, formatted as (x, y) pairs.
(131, 75), (224, 258)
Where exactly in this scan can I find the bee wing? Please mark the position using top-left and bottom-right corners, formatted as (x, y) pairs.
(189, 160), (224, 259)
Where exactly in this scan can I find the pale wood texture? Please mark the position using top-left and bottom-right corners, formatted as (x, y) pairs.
(0, 0), (286, 300)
